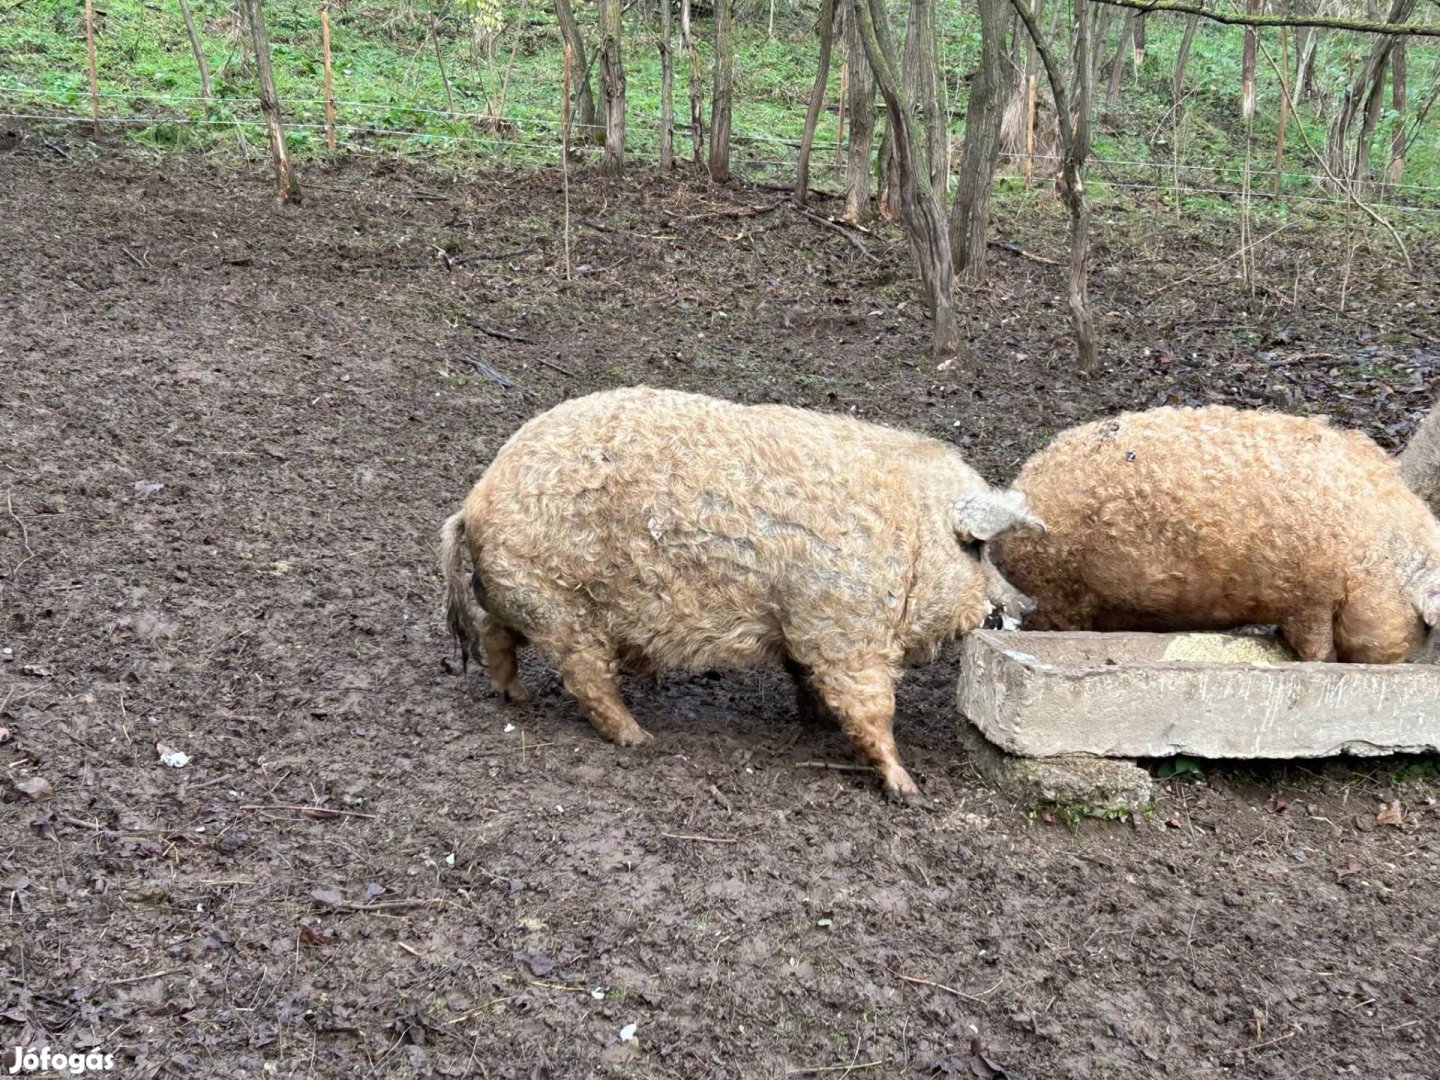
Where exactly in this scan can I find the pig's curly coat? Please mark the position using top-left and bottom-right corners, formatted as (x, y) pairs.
(441, 387), (1040, 801)
(992, 405), (1440, 663)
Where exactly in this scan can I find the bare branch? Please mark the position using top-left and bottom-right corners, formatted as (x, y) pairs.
(1086, 0), (1440, 37)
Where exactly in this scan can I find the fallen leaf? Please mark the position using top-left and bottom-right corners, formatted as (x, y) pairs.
(967, 1037), (1025, 1080)
(15, 777), (53, 802)
(1377, 800), (1404, 827)
(310, 888), (344, 908)
(299, 924), (335, 947)
(1336, 859), (1363, 881)
(618, 1022), (638, 1043)
(362, 882), (385, 903)
(19, 664), (53, 678)
(519, 950), (556, 977)
(133, 480), (165, 497)
(1263, 795), (1288, 814)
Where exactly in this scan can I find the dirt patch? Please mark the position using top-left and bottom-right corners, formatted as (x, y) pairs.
(2, 130), (1439, 1078)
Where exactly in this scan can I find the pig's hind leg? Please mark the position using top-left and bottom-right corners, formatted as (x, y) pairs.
(480, 614), (531, 703)
(808, 661), (923, 806)
(551, 640), (654, 748)
(782, 656), (834, 727)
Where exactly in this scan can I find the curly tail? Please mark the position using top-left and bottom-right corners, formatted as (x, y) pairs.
(440, 510), (484, 671)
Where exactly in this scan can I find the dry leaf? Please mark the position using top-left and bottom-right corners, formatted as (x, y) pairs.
(15, 777), (53, 802)
(1376, 800), (1404, 827)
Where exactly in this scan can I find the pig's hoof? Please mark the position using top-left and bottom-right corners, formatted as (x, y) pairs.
(614, 726), (654, 748)
(885, 787), (931, 809)
(503, 683), (532, 704)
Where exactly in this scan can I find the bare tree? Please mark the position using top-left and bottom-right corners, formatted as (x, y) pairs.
(178, 0), (212, 102)
(1388, 38), (1406, 181)
(681, 0), (704, 163)
(599, 0), (626, 175)
(1324, 0), (1417, 185)
(852, 0), (961, 357)
(795, 0), (837, 202)
(553, 0), (598, 141)
(950, 0), (1008, 279)
(659, 0), (674, 170)
(244, 0), (301, 204)
(709, 0), (734, 181)
(1172, 4), (1201, 106)
(1010, 0), (1096, 371)
(842, 0), (876, 222)
(83, 0), (99, 137)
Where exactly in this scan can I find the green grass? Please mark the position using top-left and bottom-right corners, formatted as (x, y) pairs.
(2, 0), (1437, 210)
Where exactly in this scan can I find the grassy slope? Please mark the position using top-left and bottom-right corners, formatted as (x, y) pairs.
(1, 0), (1437, 205)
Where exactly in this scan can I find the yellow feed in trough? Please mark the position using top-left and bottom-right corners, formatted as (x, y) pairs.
(1159, 634), (1299, 665)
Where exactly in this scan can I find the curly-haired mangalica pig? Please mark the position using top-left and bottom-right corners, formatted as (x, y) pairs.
(440, 387), (1042, 803)
(991, 405), (1440, 663)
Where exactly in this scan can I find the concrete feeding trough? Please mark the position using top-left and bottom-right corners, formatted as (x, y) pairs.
(958, 629), (1440, 761)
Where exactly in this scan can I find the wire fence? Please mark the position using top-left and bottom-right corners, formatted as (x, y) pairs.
(6, 83), (1440, 217)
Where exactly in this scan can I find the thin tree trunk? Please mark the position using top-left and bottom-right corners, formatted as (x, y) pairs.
(321, 2), (336, 149)
(1172, 9), (1199, 105)
(599, 0), (626, 175)
(1070, 0), (1095, 371)
(431, 13), (457, 120)
(1132, 11), (1145, 65)
(553, 0), (598, 141)
(709, 0), (733, 181)
(1103, 12), (1132, 117)
(877, 118), (900, 220)
(1088, 6), (1114, 92)
(1241, 0), (1257, 122)
(843, 0), (876, 222)
(561, 43), (574, 279)
(1324, 0), (1415, 184)
(835, 52), (848, 164)
(852, 0), (961, 358)
(795, 0), (837, 202)
(950, 0), (1007, 280)
(1295, 26), (1319, 101)
(84, 0), (100, 137)
(179, 0), (212, 102)
(244, 0), (301, 204)
(1388, 39), (1406, 182)
(907, 0), (948, 196)
(660, 0), (674, 170)
(1011, 0), (1095, 371)
(681, 0), (704, 163)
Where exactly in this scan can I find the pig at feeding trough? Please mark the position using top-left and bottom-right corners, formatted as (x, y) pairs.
(991, 405), (1440, 663)
(440, 387), (1042, 803)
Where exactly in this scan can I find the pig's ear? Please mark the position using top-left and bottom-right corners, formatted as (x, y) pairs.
(951, 489), (1046, 543)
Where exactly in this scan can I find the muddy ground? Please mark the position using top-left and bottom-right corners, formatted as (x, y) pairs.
(2, 127), (1440, 1078)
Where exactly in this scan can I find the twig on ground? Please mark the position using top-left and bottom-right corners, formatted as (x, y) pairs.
(458, 354), (521, 388)
(895, 973), (1004, 1002)
(793, 760), (871, 772)
(238, 803), (378, 819)
(788, 205), (881, 263)
(786, 1062), (883, 1076)
(534, 356), (575, 377)
(988, 239), (1062, 266)
(107, 967), (186, 986)
(466, 318), (536, 345)
(1148, 221), (1292, 297)
(659, 832), (738, 844)
(4, 494), (35, 579)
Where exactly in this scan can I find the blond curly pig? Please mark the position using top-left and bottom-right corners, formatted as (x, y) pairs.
(440, 387), (1042, 804)
(991, 405), (1440, 663)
